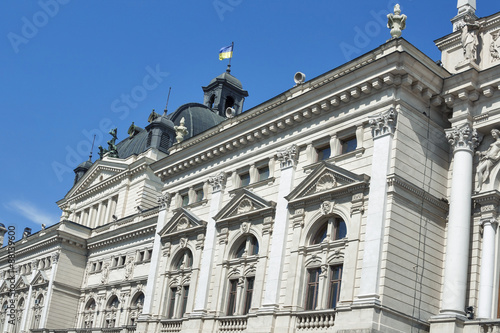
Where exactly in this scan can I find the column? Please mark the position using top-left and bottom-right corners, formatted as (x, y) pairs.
(192, 172), (226, 314)
(261, 144), (297, 309)
(441, 123), (480, 316)
(356, 108), (397, 303)
(477, 218), (498, 318)
(140, 193), (171, 317)
(39, 252), (59, 328)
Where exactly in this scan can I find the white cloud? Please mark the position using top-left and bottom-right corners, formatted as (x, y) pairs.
(4, 200), (59, 226)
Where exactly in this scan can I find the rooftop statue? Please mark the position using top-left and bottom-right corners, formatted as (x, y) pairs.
(174, 117), (188, 144)
(387, 4), (406, 39)
(98, 128), (119, 159)
(476, 129), (500, 192)
(460, 15), (480, 63)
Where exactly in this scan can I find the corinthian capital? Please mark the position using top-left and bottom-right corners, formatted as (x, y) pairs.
(157, 193), (172, 211)
(209, 172), (227, 192)
(277, 144), (298, 169)
(369, 108), (397, 138)
(445, 123), (480, 152)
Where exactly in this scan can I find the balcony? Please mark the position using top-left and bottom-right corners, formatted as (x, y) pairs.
(294, 309), (336, 331)
(217, 315), (248, 333)
(160, 319), (183, 333)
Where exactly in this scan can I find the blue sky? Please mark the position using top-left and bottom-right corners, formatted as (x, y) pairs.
(0, 0), (499, 240)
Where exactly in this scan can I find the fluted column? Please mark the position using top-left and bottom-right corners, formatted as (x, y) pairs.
(261, 144), (297, 309)
(356, 108), (397, 303)
(192, 172), (226, 314)
(477, 217), (498, 318)
(441, 123), (480, 316)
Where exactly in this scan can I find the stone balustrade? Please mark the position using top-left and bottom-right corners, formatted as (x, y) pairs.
(295, 309), (336, 331)
(160, 319), (183, 333)
(217, 316), (248, 332)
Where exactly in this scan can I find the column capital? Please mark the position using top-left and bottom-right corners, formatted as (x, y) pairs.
(209, 172), (227, 192)
(368, 108), (397, 139)
(157, 193), (172, 211)
(480, 217), (498, 229)
(445, 123), (481, 153)
(277, 144), (298, 169)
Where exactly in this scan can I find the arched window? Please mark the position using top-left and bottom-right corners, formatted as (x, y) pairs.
(83, 298), (96, 328)
(0, 301), (8, 328)
(128, 292), (144, 326)
(233, 235), (259, 258)
(173, 249), (193, 270)
(108, 296), (120, 309)
(13, 298), (24, 333)
(104, 296), (119, 328)
(209, 94), (216, 108)
(303, 217), (347, 312)
(225, 235), (259, 316)
(224, 96), (235, 111)
(31, 294), (44, 329)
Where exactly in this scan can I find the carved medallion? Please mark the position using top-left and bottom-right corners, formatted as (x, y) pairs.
(316, 173), (336, 192)
(237, 199), (254, 214)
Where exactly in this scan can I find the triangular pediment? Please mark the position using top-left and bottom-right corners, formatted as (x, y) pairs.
(214, 189), (276, 222)
(0, 280), (8, 294)
(286, 162), (369, 203)
(71, 163), (127, 197)
(30, 270), (49, 287)
(159, 208), (206, 238)
(14, 275), (30, 290)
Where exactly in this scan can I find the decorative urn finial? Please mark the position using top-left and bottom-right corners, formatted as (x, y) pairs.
(174, 117), (188, 144)
(387, 4), (407, 39)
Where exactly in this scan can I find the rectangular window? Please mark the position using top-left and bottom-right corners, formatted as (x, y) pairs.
(181, 286), (189, 316)
(341, 136), (357, 154)
(227, 279), (238, 315)
(167, 287), (176, 319)
(316, 146), (331, 161)
(240, 173), (250, 187)
(328, 265), (343, 309)
(119, 256), (126, 266)
(146, 249), (153, 261)
(243, 277), (254, 314)
(91, 263), (97, 272)
(305, 268), (321, 310)
(258, 166), (270, 181)
(181, 194), (189, 207)
(137, 251), (145, 262)
(195, 189), (204, 202)
(112, 257), (119, 267)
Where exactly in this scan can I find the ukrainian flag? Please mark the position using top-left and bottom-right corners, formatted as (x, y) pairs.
(219, 44), (233, 60)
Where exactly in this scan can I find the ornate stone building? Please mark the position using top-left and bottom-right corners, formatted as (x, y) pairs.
(3, 1), (500, 332)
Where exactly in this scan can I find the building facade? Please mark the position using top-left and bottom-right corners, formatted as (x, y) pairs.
(3, 2), (500, 333)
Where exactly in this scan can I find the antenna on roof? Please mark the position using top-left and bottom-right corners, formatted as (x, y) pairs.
(163, 87), (172, 116)
(89, 134), (96, 162)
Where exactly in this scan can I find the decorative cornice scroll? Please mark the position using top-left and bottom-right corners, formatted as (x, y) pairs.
(277, 144), (298, 169)
(209, 172), (227, 192)
(369, 108), (397, 139)
(445, 123), (481, 153)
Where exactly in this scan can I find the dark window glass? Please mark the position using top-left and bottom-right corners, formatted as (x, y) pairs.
(341, 137), (357, 154)
(258, 166), (270, 181)
(328, 265), (343, 309)
(335, 219), (347, 240)
(249, 236), (259, 256)
(227, 280), (238, 315)
(167, 287), (176, 319)
(243, 277), (254, 314)
(240, 173), (250, 187)
(317, 146), (331, 161)
(312, 224), (328, 244)
(235, 241), (246, 258)
(182, 195), (189, 207)
(195, 189), (204, 202)
(181, 286), (189, 316)
(305, 268), (321, 310)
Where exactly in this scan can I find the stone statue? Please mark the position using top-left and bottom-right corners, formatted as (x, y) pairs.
(174, 117), (188, 143)
(490, 30), (500, 61)
(460, 16), (480, 63)
(476, 129), (500, 191)
(387, 4), (406, 39)
(107, 128), (119, 158)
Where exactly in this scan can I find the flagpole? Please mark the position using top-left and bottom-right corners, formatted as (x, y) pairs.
(227, 41), (234, 73)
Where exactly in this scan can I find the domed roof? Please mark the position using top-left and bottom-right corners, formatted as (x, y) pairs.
(116, 128), (149, 159)
(209, 72), (243, 89)
(168, 103), (225, 139)
(75, 159), (93, 171)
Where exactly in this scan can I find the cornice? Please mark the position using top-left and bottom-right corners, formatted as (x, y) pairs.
(87, 224), (156, 250)
(154, 55), (445, 180)
(386, 174), (449, 212)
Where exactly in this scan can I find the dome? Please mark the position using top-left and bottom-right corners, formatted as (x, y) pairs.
(116, 128), (149, 159)
(75, 159), (92, 172)
(209, 72), (243, 89)
(168, 103), (225, 139)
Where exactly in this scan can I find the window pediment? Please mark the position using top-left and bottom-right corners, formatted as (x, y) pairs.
(30, 270), (49, 287)
(214, 189), (275, 223)
(287, 162), (369, 206)
(14, 275), (30, 290)
(159, 208), (206, 239)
